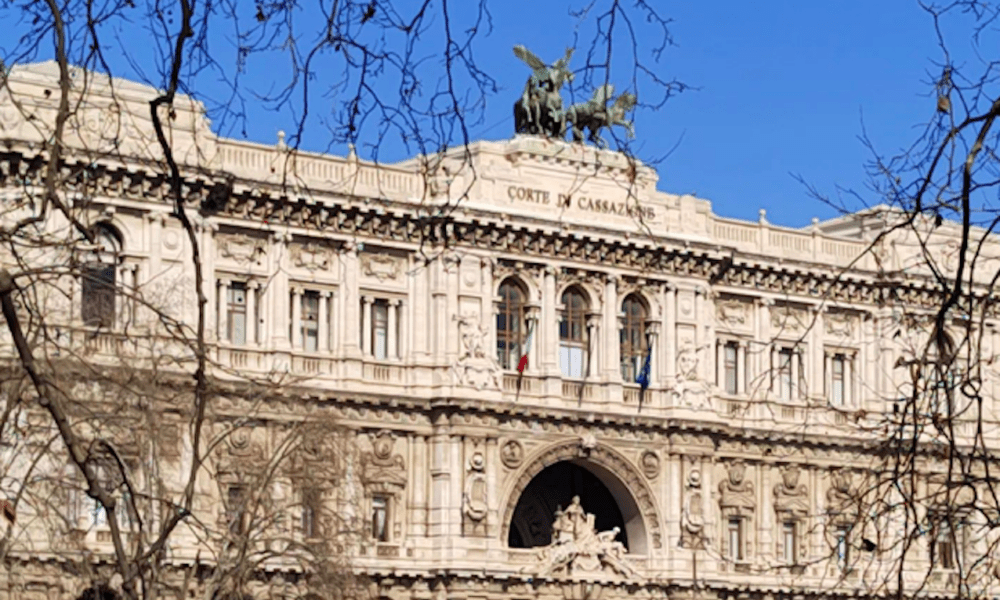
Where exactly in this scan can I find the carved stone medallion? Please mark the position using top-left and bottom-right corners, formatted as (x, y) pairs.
(639, 451), (660, 479)
(500, 440), (524, 469)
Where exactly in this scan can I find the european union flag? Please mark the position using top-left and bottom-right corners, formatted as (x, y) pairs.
(636, 348), (652, 390)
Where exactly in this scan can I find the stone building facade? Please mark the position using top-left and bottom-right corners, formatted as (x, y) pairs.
(1, 63), (998, 600)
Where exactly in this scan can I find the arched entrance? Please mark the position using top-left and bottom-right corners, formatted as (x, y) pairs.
(508, 461), (628, 549)
(502, 441), (659, 554)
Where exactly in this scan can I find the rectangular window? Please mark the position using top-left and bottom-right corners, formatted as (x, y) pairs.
(727, 518), (744, 561)
(724, 342), (739, 395)
(82, 264), (116, 327)
(227, 485), (247, 535)
(934, 522), (962, 570)
(301, 488), (321, 538)
(227, 283), (247, 345)
(301, 291), (320, 352)
(777, 348), (794, 400)
(372, 300), (389, 360)
(560, 345), (586, 378)
(782, 521), (797, 564)
(831, 354), (846, 406)
(371, 495), (389, 542)
(835, 525), (850, 571)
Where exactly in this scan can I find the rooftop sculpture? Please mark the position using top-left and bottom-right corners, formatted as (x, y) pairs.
(513, 45), (636, 146)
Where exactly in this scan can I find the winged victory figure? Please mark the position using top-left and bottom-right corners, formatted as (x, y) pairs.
(512, 45), (574, 138)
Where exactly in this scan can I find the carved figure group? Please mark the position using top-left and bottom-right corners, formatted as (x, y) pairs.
(531, 496), (638, 579)
(513, 45), (637, 146)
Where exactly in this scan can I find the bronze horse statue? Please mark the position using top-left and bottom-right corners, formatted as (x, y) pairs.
(565, 85), (637, 147)
(512, 45), (574, 137)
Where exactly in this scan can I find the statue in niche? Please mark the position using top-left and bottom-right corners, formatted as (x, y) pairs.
(451, 314), (501, 390)
(671, 341), (711, 409)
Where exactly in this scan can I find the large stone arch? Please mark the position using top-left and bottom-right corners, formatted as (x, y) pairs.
(500, 439), (662, 553)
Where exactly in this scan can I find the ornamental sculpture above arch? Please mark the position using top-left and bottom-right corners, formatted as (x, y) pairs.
(500, 438), (663, 551)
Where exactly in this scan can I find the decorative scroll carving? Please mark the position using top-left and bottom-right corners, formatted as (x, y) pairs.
(218, 234), (266, 266)
(771, 305), (808, 333)
(290, 242), (332, 272)
(680, 460), (705, 549)
(451, 314), (501, 390)
(501, 440), (663, 549)
(528, 496), (641, 581)
(773, 465), (809, 517)
(719, 461), (755, 513)
(360, 253), (403, 282)
(361, 430), (406, 491)
(463, 451), (488, 532)
(826, 469), (855, 524)
(825, 312), (855, 337)
(716, 299), (749, 327)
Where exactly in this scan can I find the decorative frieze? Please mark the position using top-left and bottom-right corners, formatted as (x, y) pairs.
(360, 251), (404, 283)
(217, 233), (266, 266)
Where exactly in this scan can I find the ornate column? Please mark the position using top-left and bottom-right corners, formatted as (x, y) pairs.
(811, 308), (825, 400)
(388, 298), (400, 360)
(526, 305), (540, 373)
(217, 279), (229, 342)
(695, 286), (712, 381)
(318, 291), (331, 352)
(664, 283), (677, 382)
(861, 313), (875, 408)
(647, 321), (661, 383)
(361, 295), (373, 356)
(329, 289), (340, 354)
(587, 313), (601, 378)
(759, 298), (774, 393)
(290, 286), (303, 350)
(269, 232), (292, 350)
(605, 275), (620, 381)
(342, 242), (362, 358)
(543, 266), (558, 372)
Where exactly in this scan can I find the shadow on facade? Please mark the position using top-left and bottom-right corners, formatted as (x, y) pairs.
(507, 461), (628, 550)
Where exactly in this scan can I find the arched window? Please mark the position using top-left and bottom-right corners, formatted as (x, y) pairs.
(559, 287), (588, 378)
(497, 279), (527, 370)
(81, 224), (121, 327)
(620, 295), (648, 382)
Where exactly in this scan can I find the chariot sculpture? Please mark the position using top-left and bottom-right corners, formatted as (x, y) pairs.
(512, 45), (637, 146)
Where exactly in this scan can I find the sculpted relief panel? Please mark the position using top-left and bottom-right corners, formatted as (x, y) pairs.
(290, 242), (333, 272)
(217, 233), (267, 267)
(360, 252), (404, 285)
(716, 297), (753, 332)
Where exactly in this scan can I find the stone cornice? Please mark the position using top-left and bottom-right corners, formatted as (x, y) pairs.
(0, 149), (987, 315)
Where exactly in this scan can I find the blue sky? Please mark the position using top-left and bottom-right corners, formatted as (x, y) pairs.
(2, 2), (955, 227)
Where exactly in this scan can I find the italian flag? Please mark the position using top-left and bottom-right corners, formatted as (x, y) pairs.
(517, 320), (535, 373)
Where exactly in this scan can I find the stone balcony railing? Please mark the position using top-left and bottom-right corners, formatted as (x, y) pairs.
(0, 327), (985, 438)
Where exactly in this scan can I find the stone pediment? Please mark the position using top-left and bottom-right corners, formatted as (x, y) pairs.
(527, 496), (642, 582)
